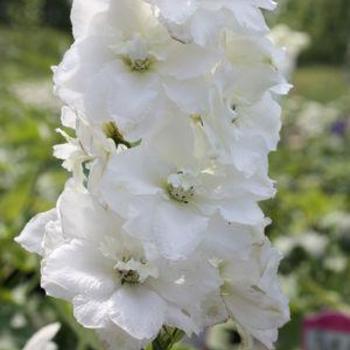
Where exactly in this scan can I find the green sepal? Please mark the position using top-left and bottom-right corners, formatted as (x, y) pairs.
(145, 327), (185, 350)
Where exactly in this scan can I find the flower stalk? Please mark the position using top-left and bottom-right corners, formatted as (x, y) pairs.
(15, 1), (291, 349)
(145, 328), (185, 350)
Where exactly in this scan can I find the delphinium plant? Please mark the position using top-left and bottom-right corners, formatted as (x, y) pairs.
(16, 1), (291, 349)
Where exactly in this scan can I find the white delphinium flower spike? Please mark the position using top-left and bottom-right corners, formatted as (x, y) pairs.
(16, 0), (291, 348)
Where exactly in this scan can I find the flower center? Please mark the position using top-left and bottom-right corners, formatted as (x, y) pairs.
(102, 121), (141, 148)
(167, 171), (196, 204)
(121, 35), (155, 73)
(114, 257), (158, 285)
(122, 56), (154, 72)
(118, 269), (141, 285)
(191, 113), (204, 126)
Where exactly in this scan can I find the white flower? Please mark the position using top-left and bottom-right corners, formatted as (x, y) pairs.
(145, 0), (277, 46)
(98, 116), (273, 259)
(54, 107), (116, 187)
(54, 0), (219, 137)
(269, 24), (310, 77)
(275, 231), (329, 258)
(23, 323), (60, 350)
(219, 241), (290, 349)
(199, 215), (289, 349)
(15, 209), (58, 256)
(165, 32), (290, 175)
(17, 184), (222, 343)
(54, 106), (146, 189)
(217, 32), (291, 100)
(189, 91), (282, 176)
(201, 214), (268, 262)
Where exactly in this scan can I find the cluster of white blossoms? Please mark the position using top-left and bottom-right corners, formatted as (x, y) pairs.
(16, 1), (291, 349)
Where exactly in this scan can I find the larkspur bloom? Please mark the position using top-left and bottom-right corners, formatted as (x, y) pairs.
(218, 242), (290, 349)
(199, 216), (290, 349)
(144, 0), (277, 46)
(53, 106), (123, 188)
(97, 115), (274, 260)
(17, 184), (223, 347)
(16, 0), (290, 348)
(54, 0), (219, 136)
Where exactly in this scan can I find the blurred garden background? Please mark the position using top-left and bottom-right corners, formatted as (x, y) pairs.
(0, 0), (349, 349)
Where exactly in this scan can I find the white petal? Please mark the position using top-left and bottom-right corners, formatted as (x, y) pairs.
(163, 77), (210, 115)
(150, 0), (198, 24)
(159, 43), (219, 80)
(254, 0), (277, 11)
(105, 64), (159, 123)
(60, 106), (77, 129)
(58, 183), (120, 242)
(128, 200), (208, 260)
(219, 198), (265, 225)
(202, 214), (265, 261)
(224, 285), (287, 331)
(15, 209), (57, 256)
(53, 36), (113, 113)
(102, 146), (170, 197)
(23, 323), (60, 350)
(190, 9), (226, 46)
(73, 295), (112, 329)
(97, 322), (145, 350)
(227, 1), (268, 32)
(152, 254), (222, 312)
(151, 114), (195, 167)
(42, 239), (115, 301)
(164, 304), (199, 336)
(223, 243), (290, 342)
(109, 286), (166, 340)
(108, 0), (156, 35)
(71, 0), (108, 39)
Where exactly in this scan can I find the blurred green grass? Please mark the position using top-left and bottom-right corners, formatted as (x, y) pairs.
(0, 26), (71, 82)
(0, 27), (69, 232)
(267, 60), (350, 350)
(293, 65), (350, 102)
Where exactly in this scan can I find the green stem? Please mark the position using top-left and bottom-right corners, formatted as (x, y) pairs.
(301, 278), (350, 312)
(146, 327), (185, 350)
(77, 340), (88, 350)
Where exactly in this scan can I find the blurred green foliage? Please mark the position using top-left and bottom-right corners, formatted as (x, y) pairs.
(264, 71), (350, 349)
(271, 0), (350, 65)
(0, 27), (71, 350)
(293, 66), (350, 103)
(0, 0), (71, 30)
